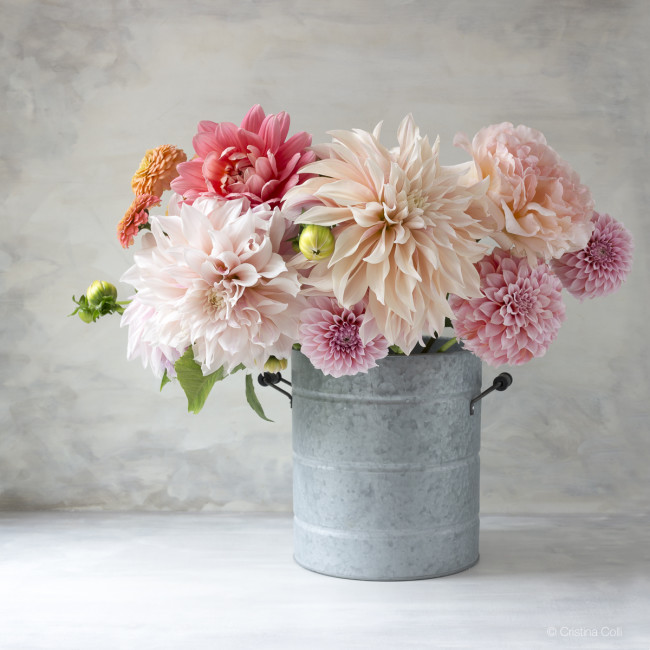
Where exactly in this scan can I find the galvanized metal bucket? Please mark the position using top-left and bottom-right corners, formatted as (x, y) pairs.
(291, 343), (483, 581)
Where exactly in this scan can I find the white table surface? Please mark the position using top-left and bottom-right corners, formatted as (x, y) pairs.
(0, 512), (647, 649)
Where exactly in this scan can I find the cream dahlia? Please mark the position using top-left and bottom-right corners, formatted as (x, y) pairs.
(284, 115), (490, 353)
(449, 248), (566, 366)
(299, 297), (388, 377)
(120, 198), (305, 374)
(455, 123), (594, 264)
(171, 105), (316, 207)
(551, 211), (633, 300)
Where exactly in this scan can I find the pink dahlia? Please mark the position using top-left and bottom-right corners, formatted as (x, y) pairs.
(551, 212), (633, 300)
(170, 105), (316, 207)
(455, 123), (594, 264)
(299, 297), (388, 378)
(449, 248), (566, 366)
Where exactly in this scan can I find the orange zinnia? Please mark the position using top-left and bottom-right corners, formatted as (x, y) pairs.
(117, 194), (161, 249)
(131, 144), (187, 197)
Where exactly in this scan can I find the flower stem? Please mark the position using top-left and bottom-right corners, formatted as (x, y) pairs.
(437, 337), (457, 353)
(420, 337), (436, 354)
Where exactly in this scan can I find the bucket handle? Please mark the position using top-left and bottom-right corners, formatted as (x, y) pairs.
(258, 370), (513, 414)
(258, 372), (293, 407)
(470, 372), (513, 415)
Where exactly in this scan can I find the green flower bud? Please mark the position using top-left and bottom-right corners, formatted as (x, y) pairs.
(298, 225), (335, 261)
(86, 280), (118, 307)
(264, 356), (288, 373)
(77, 309), (94, 323)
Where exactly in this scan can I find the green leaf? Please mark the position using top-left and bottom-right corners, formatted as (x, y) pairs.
(389, 345), (404, 355)
(292, 343), (302, 351)
(245, 374), (273, 422)
(444, 317), (453, 329)
(174, 348), (227, 414)
(160, 369), (171, 391)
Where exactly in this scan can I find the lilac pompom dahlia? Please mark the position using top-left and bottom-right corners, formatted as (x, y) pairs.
(551, 212), (633, 300)
(449, 248), (566, 366)
(299, 297), (388, 378)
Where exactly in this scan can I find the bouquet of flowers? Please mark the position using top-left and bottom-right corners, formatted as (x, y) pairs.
(71, 105), (633, 417)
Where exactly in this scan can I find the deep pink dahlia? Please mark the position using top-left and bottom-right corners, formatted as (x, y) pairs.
(170, 105), (316, 207)
(551, 212), (633, 300)
(299, 297), (388, 378)
(449, 249), (566, 366)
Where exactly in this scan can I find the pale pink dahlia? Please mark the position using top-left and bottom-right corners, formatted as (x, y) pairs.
(449, 248), (566, 366)
(120, 296), (182, 379)
(285, 115), (490, 353)
(455, 123), (594, 264)
(299, 297), (388, 377)
(170, 105), (316, 207)
(551, 212), (633, 300)
(120, 197), (305, 374)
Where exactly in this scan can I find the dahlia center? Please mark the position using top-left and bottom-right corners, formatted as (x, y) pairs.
(207, 288), (227, 317)
(589, 240), (613, 263)
(409, 191), (428, 211)
(331, 323), (361, 351)
(383, 190), (427, 228)
(509, 288), (534, 315)
(222, 155), (252, 191)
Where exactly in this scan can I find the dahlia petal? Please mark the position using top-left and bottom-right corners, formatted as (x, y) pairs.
(193, 132), (221, 158)
(259, 112), (291, 152)
(171, 160), (207, 196)
(240, 104), (266, 132)
(295, 205), (353, 226)
(366, 258), (390, 304)
(279, 131), (314, 161)
(330, 225), (371, 264)
(315, 179), (378, 206)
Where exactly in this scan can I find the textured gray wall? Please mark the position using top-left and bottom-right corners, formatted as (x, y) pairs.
(1, 0), (648, 513)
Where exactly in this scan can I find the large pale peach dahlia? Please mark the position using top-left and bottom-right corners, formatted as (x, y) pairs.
(284, 115), (490, 353)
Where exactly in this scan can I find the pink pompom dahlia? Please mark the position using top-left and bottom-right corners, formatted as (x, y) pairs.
(171, 105), (316, 207)
(551, 212), (633, 300)
(449, 248), (566, 366)
(299, 297), (388, 378)
(455, 123), (594, 264)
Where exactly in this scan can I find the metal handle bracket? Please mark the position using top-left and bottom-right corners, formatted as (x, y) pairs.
(470, 372), (513, 415)
(257, 372), (293, 407)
